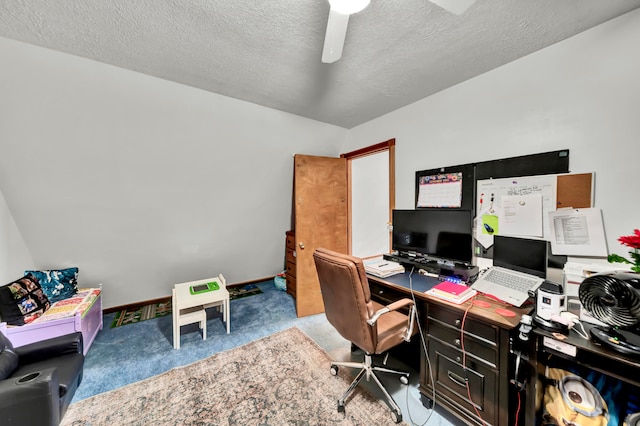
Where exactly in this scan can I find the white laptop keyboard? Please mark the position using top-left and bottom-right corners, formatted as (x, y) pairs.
(482, 268), (539, 293)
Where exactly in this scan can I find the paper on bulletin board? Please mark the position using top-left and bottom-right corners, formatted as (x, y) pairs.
(500, 194), (543, 237)
(476, 175), (556, 248)
(548, 208), (607, 256)
(416, 173), (462, 208)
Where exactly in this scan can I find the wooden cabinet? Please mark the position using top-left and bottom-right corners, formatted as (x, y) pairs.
(421, 302), (512, 426)
(285, 230), (297, 298)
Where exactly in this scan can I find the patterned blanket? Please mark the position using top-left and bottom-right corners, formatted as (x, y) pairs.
(33, 288), (101, 323)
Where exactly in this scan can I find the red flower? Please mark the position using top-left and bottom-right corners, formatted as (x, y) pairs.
(618, 229), (640, 249)
(609, 229), (640, 273)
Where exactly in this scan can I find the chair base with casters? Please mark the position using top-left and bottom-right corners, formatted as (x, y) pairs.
(330, 351), (409, 423)
(312, 248), (418, 425)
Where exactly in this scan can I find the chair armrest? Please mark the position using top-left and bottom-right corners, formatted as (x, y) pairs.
(367, 298), (416, 342)
(384, 299), (414, 312)
(0, 367), (60, 425)
(14, 332), (83, 364)
(367, 298), (415, 325)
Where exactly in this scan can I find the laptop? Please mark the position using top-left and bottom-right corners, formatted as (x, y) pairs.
(471, 235), (547, 307)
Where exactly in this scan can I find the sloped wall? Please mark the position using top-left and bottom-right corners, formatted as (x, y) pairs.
(0, 37), (347, 308)
(0, 188), (34, 283)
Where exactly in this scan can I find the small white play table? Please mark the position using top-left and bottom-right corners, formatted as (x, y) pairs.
(172, 274), (230, 349)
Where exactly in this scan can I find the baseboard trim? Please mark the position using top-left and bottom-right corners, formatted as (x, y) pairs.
(103, 276), (275, 314)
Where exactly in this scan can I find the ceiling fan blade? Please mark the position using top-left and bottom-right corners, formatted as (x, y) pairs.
(428, 0), (476, 15)
(322, 9), (350, 64)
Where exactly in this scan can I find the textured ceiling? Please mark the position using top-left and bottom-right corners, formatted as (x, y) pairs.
(1, 0), (639, 128)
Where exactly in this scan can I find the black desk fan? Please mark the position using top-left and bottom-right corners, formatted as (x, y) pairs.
(579, 271), (640, 356)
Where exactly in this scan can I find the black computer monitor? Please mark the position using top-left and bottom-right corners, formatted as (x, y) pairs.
(392, 209), (473, 264)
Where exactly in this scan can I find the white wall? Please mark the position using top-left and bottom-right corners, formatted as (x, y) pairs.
(343, 9), (640, 267)
(0, 189), (34, 283)
(0, 37), (347, 308)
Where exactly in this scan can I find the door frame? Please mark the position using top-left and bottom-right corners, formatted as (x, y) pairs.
(341, 138), (396, 255)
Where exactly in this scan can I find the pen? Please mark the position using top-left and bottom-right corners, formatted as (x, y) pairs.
(378, 263), (388, 267)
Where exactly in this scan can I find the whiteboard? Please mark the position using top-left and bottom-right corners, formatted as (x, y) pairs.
(475, 172), (595, 252)
(476, 174), (557, 248)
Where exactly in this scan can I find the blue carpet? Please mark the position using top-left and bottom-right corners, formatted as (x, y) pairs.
(73, 281), (340, 402)
(73, 280), (455, 426)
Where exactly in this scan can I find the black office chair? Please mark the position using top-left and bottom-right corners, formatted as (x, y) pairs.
(313, 248), (417, 423)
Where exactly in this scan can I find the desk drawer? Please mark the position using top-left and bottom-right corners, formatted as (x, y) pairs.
(427, 339), (498, 424)
(428, 304), (498, 344)
(369, 281), (406, 305)
(427, 322), (497, 367)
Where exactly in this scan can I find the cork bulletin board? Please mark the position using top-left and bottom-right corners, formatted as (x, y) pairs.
(556, 172), (593, 209)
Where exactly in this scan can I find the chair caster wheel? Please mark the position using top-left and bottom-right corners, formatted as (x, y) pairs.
(400, 375), (409, 385)
(391, 410), (402, 423)
(330, 366), (339, 376)
(337, 402), (345, 413)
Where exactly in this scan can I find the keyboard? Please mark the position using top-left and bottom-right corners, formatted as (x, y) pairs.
(470, 266), (544, 307)
(482, 269), (538, 293)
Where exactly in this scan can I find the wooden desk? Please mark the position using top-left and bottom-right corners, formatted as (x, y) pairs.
(367, 272), (532, 426)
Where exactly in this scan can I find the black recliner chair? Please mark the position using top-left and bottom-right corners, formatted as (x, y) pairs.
(0, 330), (84, 426)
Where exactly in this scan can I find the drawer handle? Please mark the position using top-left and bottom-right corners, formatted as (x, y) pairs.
(455, 319), (462, 327)
(456, 356), (462, 363)
(454, 338), (461, 346)
(447, 371), (467, 387)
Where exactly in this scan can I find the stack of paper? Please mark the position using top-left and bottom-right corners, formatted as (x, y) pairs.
(364, 259), (405, 278)
(563, 262), (618, 326)
(563, 262), (621, 297)
(426, 281), (477, 304)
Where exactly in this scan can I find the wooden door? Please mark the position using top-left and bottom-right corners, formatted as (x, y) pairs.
(294, 154), (348, 317)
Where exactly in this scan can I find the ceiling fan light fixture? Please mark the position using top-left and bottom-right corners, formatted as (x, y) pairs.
(328, 0), (370, 15)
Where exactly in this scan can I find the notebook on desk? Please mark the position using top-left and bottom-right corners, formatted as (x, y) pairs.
(471, 235), (547, 307)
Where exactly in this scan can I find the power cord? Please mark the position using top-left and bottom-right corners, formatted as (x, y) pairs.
(515, 392), (522, 426)
(510, 351), (526, 426)
(550, 312), (589, 339)
(405, 267), (436, 426)
(460, 295), (488, 426)
(572, 320), (589, 340)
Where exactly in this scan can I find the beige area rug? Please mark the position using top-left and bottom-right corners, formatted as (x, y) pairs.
(61, 327), (401, 425)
